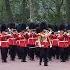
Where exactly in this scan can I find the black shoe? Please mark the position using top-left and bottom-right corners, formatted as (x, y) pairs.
(44, 64), (48, 66)
(30, 58), (34, 61)
(56, 57), (59, 59)
(44, 63), (48, 66)
(39, 62), (41, 65)
(31, 59), (35, 61)
(18, 57), (21, 59)
(2, 60), (7, 63)
(11, 58), (15, 61)
(21, 60), (27, 62)
(49, 58), (52, 61)
(61, 60), (66, 62)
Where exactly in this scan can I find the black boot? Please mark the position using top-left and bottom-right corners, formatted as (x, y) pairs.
(44, 62), (48, 66)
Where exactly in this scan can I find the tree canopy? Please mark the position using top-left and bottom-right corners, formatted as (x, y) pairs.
(0, 0), (69, 25)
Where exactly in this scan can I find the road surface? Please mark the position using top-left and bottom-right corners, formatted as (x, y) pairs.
(0, 57), (70, 70)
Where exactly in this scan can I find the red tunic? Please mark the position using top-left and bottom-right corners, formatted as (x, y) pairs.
(17, 39), (27, 48)
(17, 34), (24, 40)
(35, 41), (41, 47)
(8, 38), (16, 46)
(68, 35), (70, 46)
(0, 35), (3, 41)
(58, 41), (65, 48)
(41, 41), (50, 48)
(1, 41), (9, 48)
(52, 34), (57, 39)
(52, 39), (59, 47)
(28, 38), (36, 45)
(63, 34), (69, 41)
(57, 34), (64, 41)
(64, 41), (69, 48)
(58, 41), (69, 48)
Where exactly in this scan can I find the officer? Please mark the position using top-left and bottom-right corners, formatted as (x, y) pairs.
(8, 37), (17, 61)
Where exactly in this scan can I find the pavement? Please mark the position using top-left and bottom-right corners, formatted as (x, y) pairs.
(0, 57), (70, 70)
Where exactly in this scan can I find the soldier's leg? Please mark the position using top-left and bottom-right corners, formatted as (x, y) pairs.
(52, 47), (56, 59)
(9, 45), (16, 61)
(9, 45), (13, 60)
(67, 47), (70, 60)
(28, 45), (35, 60)
(1, 48), (4, 62)
(18, 47), (22, 59)
(39, 47), (44, 65)
(13, 46), (17, 60)
(64, 48), (68, 61)
(56, 47), (60, 59)
(1, 48), (8, 62)
(28, 45), (32, 60)
(48, 48), (52, 61)
(35, 47), (40, 59)
(10, 46), (13, 60)
(31, 47), (35, 61)
(60, 48), (65, 62)
(67, 47), (69, 60)
(24, 48), (27, 62)
(43, 48), (48, 66)
(21, 48), (27, 62)
(5, 48), (8, 61)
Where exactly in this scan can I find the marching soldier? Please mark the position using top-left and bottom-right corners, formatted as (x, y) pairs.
(17, 39), (27, 62)
(0, 31), (9, 62)
(8, 37), (17, 61)
(58, 41), (69, 62)
(37, 31), (49, 66)
(52, 39), (59, 59)
(1, 41), (9, 62)
(28, 36), (36, 61)
(16, 32), (24, 59)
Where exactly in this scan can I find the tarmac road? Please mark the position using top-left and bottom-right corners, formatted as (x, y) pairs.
(0, 57), (70, 70)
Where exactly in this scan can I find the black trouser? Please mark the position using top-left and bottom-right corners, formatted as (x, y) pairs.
(48, 47), (52, 61)
(20, 47), (27, 62)
(51, 47), (56, 59)
(52, 46), (60, 59)
(60, 47), (68, 62)
(9, 45), (17, 61)
(66, 47), (69, 60)
(28, 45), (35, 60)
(55, 47), (60, 59)
(68, 47), (70, 59)
(1, 47), (8, 62)
(17, 46), (22, 59)
(39, 47), (48, 66)
(35, 47), (40, 58)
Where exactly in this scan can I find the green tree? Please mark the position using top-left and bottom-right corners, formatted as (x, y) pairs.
(4, 0), (14, 23)
(66, 0), (70, 24)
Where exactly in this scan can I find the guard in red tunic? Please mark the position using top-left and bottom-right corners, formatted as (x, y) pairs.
(39, 41), (50, 66)
(58, 41), (69, 62)
(28, 37), (36, 61)
(36, 31), (49, 66)
(17, 39), (27, 62)
(16, 32), (24, 59)
(8, 37), (17, 61)
(35, 33), (41, 57)
(1, 40), (9, 62)
(52, 39), (59, 59)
